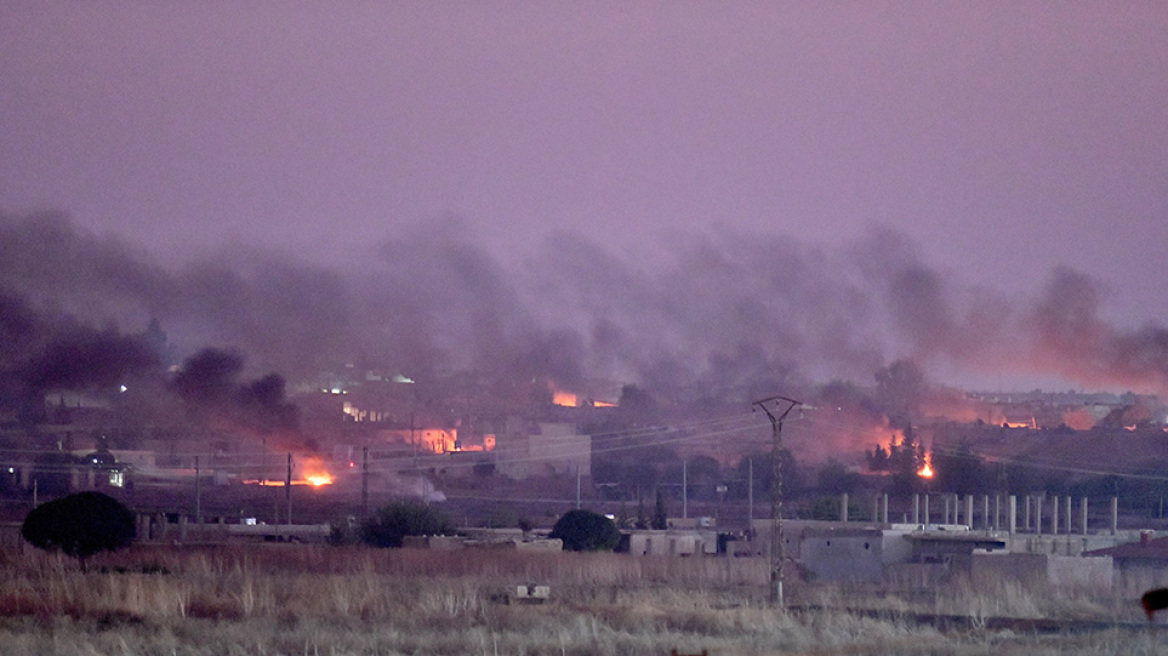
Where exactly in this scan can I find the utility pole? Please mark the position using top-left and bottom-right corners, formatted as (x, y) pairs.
(753, 395), (800, 609)
(361, 445), (369, 517)
(682, 458), (688, 520)
(285, 453), (293, 528)
(748, 457), (754, 533)
(411, 412), (418, 470)
(195, 455), (202, 540)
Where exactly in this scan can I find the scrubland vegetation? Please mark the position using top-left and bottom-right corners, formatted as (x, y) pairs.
(0, 544), (1163, 655)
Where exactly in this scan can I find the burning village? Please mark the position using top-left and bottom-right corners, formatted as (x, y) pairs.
(4, 212), (1168, 590)
(4, 4), (1168, 651)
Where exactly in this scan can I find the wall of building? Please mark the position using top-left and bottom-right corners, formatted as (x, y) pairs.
(1114, 560), (1168, 599)
(495, 421), (590, 480)
(798, 530), (884, 583)
(626, 530), (717, 556)
(1047, 554), (1113, 589)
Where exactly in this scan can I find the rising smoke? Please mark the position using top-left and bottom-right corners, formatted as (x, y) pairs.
(1, 211), (1166, 419)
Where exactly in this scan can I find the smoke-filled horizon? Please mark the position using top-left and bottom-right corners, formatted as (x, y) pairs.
(2, 211), (1166, 401)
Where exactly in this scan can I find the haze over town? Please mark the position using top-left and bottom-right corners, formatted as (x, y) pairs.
(6, 9), (1168, 653)
(2, 3), (1167, 393)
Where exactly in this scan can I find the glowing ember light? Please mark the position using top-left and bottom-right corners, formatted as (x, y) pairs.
(243, 476), (334, 487)
(553, 390), (578, 407)
(300, 455), (334, 486)
(306, 472), (333, 486)
(917, 454), (934, 479)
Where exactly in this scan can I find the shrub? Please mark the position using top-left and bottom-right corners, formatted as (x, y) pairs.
(361, 501), (454, 548)
(22, 491), (136, 563)
(549, 509), (620, 552)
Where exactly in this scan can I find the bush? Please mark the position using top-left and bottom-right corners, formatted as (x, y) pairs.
(549, 509), (620, 552)
(361, 501), (454, 548)
(22, 491), (136, 563)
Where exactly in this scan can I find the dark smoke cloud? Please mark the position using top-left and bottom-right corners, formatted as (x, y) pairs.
(18, 328), (158, 391)
(1, 211), (1166, 407)
(1028, 267), (1168, 392)
(172, 348), (299, 436)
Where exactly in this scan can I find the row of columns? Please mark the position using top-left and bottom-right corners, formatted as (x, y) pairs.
(841, 492), (1120, 536)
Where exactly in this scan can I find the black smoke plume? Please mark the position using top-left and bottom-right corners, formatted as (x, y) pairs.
(2, 211), (1167, 413)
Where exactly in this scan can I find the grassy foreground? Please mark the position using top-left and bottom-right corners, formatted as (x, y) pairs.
(0, 544), (1163, 655)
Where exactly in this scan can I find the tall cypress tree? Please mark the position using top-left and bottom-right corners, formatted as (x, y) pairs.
(652, 487), (668, 529)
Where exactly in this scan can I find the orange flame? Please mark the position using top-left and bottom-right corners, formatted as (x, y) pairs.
(300, 456), (333, 486)
(553, 390), (578, 407)
(305, 472), (333, 486)
(243, 455), (334, 487)
(917, 453), (934, 479)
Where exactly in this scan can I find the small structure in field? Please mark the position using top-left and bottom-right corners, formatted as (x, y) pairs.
(1084, 531), (1168, 598)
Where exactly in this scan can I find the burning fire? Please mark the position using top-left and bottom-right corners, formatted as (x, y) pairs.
(917, 453), (934, 479)
(304, 471), (333, 486)
(553, 390), (578, 407)
(245, 477), (333, 487)
(242, 455), (334, 487)
(300, 456), (333, 485)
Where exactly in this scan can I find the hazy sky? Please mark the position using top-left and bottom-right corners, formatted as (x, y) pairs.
(2, 3), (1167, 390)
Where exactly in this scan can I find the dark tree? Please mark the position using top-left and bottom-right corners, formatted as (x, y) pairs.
(875, 359), (925, 422)
(816, 459), (862, 495)
(361, 501), (453, 548)
(652, 488), (668, 529)
(932, 446), (991, 495)
(22, 491), (135, 565)
(549, 509), (621, 552)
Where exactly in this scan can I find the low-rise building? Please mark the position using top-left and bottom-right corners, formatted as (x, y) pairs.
(494, 420), (590, 481)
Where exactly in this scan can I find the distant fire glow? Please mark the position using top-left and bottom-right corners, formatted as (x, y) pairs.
(553, 391), (578, 407)
(300, 457), (334, 486)
(242, 455), (334, 487)
(918, 454), (934, 479)
(243, 478), (333, 487)
(305, 472), (333, 486)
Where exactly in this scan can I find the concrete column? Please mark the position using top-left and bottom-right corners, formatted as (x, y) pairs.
(1036, 497), (1043, 535)
(924, 494), (931, 527)
(1051, 495), (1059, 535)
(994, 495), (1001, 530)
(1024, 496), (1031, 532)
(1064, 496), (1072, 534)
(1009, 495), (1017, 535)
(882, 494), (889, 525)
(1110, 496), (1118, 536)
(840, 493), (848, 522)
(1081, 497), (1089, 536)
(913, 494), (920, 525)
(944, 495), (951, 525)
(983, 495), (990, 530)
(965, 495), (974, 529)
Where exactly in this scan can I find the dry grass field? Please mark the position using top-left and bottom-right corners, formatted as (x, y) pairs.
(0, 544), (1163, 655)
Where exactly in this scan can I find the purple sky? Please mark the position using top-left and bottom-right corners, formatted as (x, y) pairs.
(2, 3), (1167, 392)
